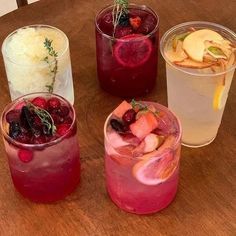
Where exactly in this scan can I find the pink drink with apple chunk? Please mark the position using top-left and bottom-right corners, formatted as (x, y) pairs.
(95, 4), (159, 97)
(0, 93), (80, 202)
(104, 100), (182, 214)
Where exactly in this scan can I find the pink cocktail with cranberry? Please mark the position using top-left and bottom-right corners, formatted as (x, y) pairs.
(0, 93), (80, 202)
(95, 4), (159, 97)
(104, 100), (182, 214)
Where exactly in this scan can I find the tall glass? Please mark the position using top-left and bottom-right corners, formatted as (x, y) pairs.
(1, 25), (74, 104)
(104, 102), (182, 214)
(160, 22), (236, 147)
(95, 4), (159, 97)
(0, 93), (80, 202)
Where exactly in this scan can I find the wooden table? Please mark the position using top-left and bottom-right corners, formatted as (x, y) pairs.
(0, 0), (235, 235)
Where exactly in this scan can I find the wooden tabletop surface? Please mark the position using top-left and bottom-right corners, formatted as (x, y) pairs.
(0, 0), (236, 235)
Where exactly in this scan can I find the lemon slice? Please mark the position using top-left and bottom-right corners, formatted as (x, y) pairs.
(213, 84), (225, 110)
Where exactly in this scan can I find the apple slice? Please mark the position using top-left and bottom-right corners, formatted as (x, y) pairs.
(166, 40), (188, 62)
(174, 58), (215, 68)
(183, 29), (223, 62)
(113, 100), (132, 118)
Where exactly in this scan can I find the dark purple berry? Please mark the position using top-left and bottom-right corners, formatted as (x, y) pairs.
(122, 109), (136, 124)
(110, 119), (125, 133)
(9, 121), (21, 139)
(6, 110), (20, 123)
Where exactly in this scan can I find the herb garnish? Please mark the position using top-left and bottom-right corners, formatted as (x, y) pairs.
(25, 100), (57, 135)
(131, 99), (159, 116)
(43, 38), (58, 93)
(112, 0), (129, 37)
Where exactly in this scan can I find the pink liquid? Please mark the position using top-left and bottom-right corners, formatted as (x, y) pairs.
(95, 5), (159, 97)
(1, 93), (80, 202)
(104, 102), (181, 214)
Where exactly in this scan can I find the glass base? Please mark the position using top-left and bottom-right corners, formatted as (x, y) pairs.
(182, 135), (216, 148)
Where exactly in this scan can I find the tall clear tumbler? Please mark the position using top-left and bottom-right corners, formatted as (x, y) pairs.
(160, 22), (236, 147)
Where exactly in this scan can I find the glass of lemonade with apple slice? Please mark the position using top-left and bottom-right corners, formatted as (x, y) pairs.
(104, 100), (182, 214)
(95, 2), (159, 97)
(160, 21), (236, 147)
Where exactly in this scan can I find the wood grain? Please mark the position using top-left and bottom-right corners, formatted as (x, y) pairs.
(0, 0), (235, 235)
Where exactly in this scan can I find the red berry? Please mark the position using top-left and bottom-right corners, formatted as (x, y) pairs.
(57, 106), (70, 117)
(32, 97), (47, 109)
(64, 116), (73, 124)
(18, 149), (33, 163)
(51, 114), (63, 124)
(6, 110), (20, 123)
(122, 109), (136, 124)
(47, 98), (61, 110)
(129, 16), (142, 30)
(56, 124), (71, 136)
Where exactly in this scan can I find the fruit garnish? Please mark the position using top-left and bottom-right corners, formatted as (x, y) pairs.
(113, 100), (132, 118)
(174, 58), (215, 68)
(143, 134), (164, 153)
(213, 84), (226, 110)
(183, 29), (223, 62)
(31, 97), (47, 109)
(47, 97), (61, 110)
(122, 109), (136, 124)
(110, 119), (127, 133)
(113, 34), (152, 68)
(6, 110), (21, 123)
(129, 16), (141, 30)
(56, 124), (71, 136)
(9, 121), (21, 139)
(207, 46), (227, 59)
(167, 40), (188, 62)
(18, 149), (33, 163)
(172, 32), (191, 50)
(130, 112), (158, 139)
(132, 148), (177, 185)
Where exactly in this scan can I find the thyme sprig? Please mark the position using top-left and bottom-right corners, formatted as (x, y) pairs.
(131, 99), (159, 116)
(43, 38), (58, 93)
(25, 100), (57, 135)
(112, 0), (128, 37)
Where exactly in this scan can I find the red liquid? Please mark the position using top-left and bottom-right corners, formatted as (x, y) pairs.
(1, 93), (80, 203)
(95, 6), (159, 97)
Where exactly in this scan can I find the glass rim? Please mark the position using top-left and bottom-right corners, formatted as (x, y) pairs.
(160, 21), (236, 77)
(103, 101), (182, 160)
(0, 92), (76, 149)
(95, 3), (159, 41)
(1, 24), (69, 67)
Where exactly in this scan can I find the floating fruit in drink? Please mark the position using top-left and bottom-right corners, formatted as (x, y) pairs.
(0, 93), (80, 202)
(104, 100), (182, 214)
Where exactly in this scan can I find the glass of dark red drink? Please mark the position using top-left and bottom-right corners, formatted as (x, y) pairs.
(95, 4), (159, 97)
(0, 92), (80, 202)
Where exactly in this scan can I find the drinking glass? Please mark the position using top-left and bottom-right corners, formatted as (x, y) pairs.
(2, 25), (74, 104)
(0, 92), (80, 202)
(95, 4), (159, 97)
(160, 22), (236, 147)
(104, 102), (182, 214)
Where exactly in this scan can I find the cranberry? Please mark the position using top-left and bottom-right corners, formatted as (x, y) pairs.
(56, 124), (71, 136)
(57, 106), (69, 117)
(18, 149), (33, 163)
(122, 109), (136, 124)
(31, 97), (47, 109)
(51, 114), (63, 124)
(64, 116), (73, 124)
(6, 110), (21, 123)
(47, 98), (61, 110)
